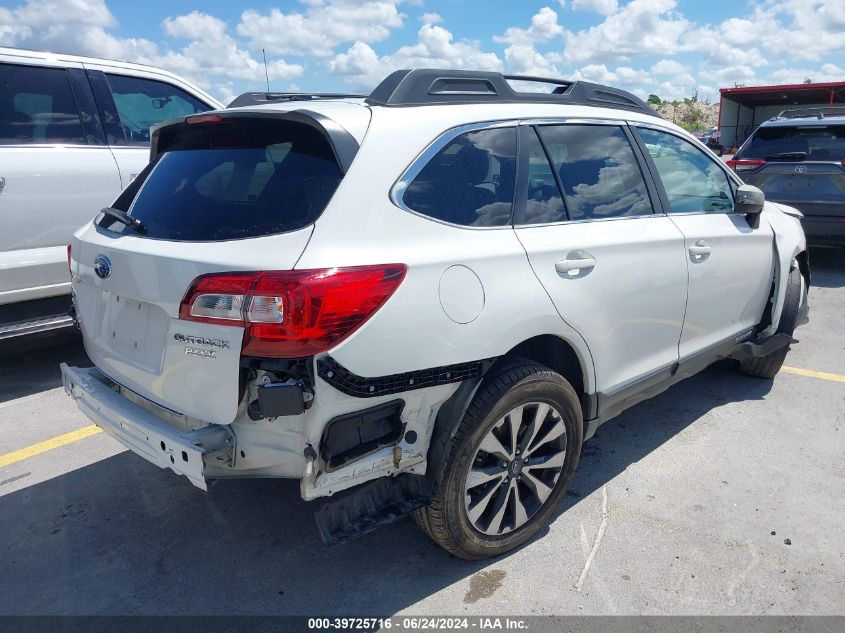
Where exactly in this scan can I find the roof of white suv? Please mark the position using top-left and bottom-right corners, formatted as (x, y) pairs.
(0, 45), (222, 109)
(217, 69), (679, 145)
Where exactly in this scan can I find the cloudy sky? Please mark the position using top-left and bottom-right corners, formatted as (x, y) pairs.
(1, 0), (842, 104)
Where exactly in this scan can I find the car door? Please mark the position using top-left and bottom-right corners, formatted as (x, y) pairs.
(513, 122), (689, 414)
(0, 59), (121, 304)
(84, 68), (216, 188)
(633, 126), (774, 361)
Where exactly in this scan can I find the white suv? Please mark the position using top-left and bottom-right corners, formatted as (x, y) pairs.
(0, 47), (221, 339)
(61, 70), (809, 559)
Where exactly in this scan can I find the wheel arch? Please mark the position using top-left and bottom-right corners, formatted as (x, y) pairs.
(425, 333), (594, 490)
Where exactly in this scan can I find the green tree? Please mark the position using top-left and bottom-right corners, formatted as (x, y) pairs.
(647, 94), (662, 105)
(803, 77), (813, 84)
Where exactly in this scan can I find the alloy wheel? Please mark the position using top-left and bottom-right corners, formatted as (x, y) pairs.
(463, 402), (568, 536)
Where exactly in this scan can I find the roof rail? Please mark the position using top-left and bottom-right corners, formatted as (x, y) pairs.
(365, 69), (659, 117)
(775, 106), (845, 120)
(228, 92), (366, 108)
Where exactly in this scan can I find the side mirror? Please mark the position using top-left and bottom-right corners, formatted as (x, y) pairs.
(736, 184), (764, 228)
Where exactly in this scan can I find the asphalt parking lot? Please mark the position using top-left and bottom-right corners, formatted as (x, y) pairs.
(0, 248), (843, 616)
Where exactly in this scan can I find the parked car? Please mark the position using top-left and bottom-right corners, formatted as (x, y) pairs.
(727, 107), (845, 246)
(0, 47), (222, 340)
(696, 127), (724, 155)
(61, 70), (809, 559)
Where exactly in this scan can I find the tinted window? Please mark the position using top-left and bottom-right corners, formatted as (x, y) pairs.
(100, 119), (342, 241)
(639, 128), (734, 214)
(106, 73), (210, 146)
(740, 124), (845, 161)
(538, 125), (652, 220)
(402, 127), (516, 227)
(524, 127), (566, 224)
(0, 63), (85, 145)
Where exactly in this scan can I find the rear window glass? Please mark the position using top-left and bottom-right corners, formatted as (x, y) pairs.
(100, 119), (342, 241)
(740, 124), (845, 160)
(402, 127), (517, 227)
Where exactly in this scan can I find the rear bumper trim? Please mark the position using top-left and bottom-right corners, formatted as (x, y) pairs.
(60, 364), (233, 490)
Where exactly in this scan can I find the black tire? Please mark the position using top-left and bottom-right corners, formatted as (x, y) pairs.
(414, 359), (583, 559)
(740, 265), (802, 379)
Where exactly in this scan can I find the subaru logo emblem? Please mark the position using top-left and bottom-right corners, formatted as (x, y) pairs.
(794, 165), (808, 173)
(94, 255), (112, 279)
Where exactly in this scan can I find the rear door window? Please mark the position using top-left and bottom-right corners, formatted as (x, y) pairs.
(0, 63), (85, 145)
(739, 124), (845, 161)
(537, 124), (653, 221)
(401, 127), (517, 227)
(105, 73), (211, 145)
(100, 119), (343, 241)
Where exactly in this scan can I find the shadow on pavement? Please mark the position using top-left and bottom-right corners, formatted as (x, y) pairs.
(807, 246), (844, 289)
(0, 329), (90, 404)
(0, 360), (774, 615)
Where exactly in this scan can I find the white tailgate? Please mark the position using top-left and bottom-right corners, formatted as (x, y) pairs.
(70, 224), (313, 425)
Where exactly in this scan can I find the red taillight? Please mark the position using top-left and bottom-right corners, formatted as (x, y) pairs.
(67, 243), (72, 276)
(726, 158), (765, 173)
(185, 114), (223, 125)
(179, 265), (407, 358)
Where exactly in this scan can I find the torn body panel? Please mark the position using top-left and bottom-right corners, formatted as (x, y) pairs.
(762, 202), (810, 337)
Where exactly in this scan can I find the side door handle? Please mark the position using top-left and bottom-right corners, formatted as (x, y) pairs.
(688, 240), (711, 262)
(555, 254), (596, 275)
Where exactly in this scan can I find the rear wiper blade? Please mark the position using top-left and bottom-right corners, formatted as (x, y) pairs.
(100, 207), (146, 234)
(764, 151), (808, 161)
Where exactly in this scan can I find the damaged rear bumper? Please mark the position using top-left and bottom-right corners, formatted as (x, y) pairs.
(60, 364), (233, 490)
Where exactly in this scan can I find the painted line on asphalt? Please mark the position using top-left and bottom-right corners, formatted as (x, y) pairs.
(0, 364), (842, 471)
(781, 365), (845, 384)
(0, 425), (102, 468)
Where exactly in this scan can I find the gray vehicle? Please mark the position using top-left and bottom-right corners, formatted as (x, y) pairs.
(728, 107), (845, 246)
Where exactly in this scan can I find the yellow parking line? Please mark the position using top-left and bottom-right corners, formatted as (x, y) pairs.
(0, 364), (841, 470)
(782, 365), (845, 384)
(0, 425), (102, 468)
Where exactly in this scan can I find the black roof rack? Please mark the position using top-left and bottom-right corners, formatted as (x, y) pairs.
(774, 106), (845, 120)
(365, 69), (660, 117)
(228, 92), (365, 108)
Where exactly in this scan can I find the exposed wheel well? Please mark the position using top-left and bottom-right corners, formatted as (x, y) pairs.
(495, 335), (587, 413)
(796, 250), (810, 288)
(426, 335), (590, 492)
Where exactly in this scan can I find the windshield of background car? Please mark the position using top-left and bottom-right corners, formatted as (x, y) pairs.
(740, 124), (845, 160)
(98, 118), (343, 241)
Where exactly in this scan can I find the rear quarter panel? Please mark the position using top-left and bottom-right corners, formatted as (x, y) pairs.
(296, 106), (597, 395)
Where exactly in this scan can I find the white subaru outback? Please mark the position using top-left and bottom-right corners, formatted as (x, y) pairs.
(62, 70), (809, 559)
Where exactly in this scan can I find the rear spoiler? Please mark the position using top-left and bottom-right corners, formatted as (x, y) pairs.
(149, 109), (360, 174)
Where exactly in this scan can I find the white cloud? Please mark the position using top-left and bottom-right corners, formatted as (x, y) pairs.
(570, 0), (619, 16)
(236, 1), (405, 58)
(2, 0), (844, 107)
(562, 0), (690, 65)
(494, 7), (564, 46)
(0, 2), (301, 103)
(504, 45), (560, 77)
(330, 23), (501, 88)
(153, 12), (303, 86)
(494, 8), (563, 77)
(650, 59), (686, 76)
(768, 63), (845, 85)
